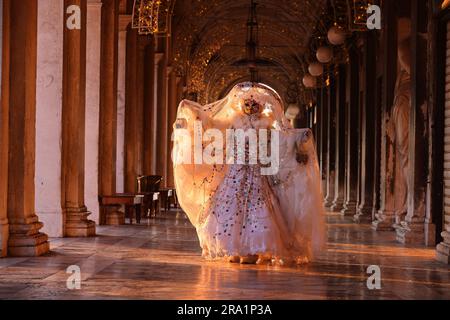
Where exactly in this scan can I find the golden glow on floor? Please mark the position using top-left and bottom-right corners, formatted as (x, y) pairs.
(0, 211), (449, 300)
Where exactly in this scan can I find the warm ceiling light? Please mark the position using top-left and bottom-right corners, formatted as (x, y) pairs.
(327, 26), (346, 45)
(303, 74), (317, 88)
(308, 62), (324, 77)
(316, 46), (333, 64)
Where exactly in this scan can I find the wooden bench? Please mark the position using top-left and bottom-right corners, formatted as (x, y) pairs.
(99, 194), (144, 224)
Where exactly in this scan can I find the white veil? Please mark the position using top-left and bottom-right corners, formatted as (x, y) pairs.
(173, 82), (326, 260)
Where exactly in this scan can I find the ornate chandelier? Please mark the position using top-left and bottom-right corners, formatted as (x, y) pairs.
(132, 0), (173, 35)
(349, 0), (371, 30)
(329, 0), (371, 32)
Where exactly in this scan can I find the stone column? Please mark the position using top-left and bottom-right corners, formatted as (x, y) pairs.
(324, 74), (336, 208)
(124, 27), (136, 192)
(35, 0), (64, 237)
(371, 68), (383, 220)
(116, 15), (130, 193)
(396, 0), (430, 244)
(166, 73), (179, 188)
(124, 28), (144, 192)
(143, 42), (154, 176)
(331, 64), (346, 212)
(152, 52), (164, 175)
(313, 91), (321, 156)
(167, 71), (182, 187)
(159, 64), (171, 187)
(372, 1), (398, 231)
(355, 32), (377, 222)
(0, 0), (9, 257)
(62, 0), (96, 237)
(85, 0), (102, 225)
(6, 0), (50, 256)
(341, 48), (360, 216)
(135, 37), (146, 177)
(319, 86), (328, 191)
(99, 0), (121, 225)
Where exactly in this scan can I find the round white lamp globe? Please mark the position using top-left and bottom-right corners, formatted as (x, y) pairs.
(316, 46), (333, 64)
(308, 62), (324, 76)
(302, 74), (317, 88)
(327, 26), (346, 45)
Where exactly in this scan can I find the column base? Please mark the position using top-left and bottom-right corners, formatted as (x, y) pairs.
(424, 223), (436, 247)
(330, 199), (345, 212)
(394, 220), (425, 245)
(0, 220), (9, 257)
(105, 208), (125, 225)
(436, 233), (450, 264)
(7, 220), (49, 257)
(340, 200), (357, 216)
(354, 206), (373, 223)
(371, 210), (395, 231)
(65, 207), (96, 237)
(324, 196), (335, 209)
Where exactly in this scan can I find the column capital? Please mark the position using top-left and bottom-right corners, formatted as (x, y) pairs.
(119, 14), (131, 32)
(155, 52), (164, 64)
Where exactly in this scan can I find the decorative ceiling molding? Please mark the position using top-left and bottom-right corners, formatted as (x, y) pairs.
(131, 0), (175, 35)
(170, 0), (327, 104)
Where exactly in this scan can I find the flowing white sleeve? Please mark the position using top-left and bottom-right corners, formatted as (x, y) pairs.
(172, 99), (230, 228)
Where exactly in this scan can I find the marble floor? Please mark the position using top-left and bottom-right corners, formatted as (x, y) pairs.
(0, 211), (449, 300)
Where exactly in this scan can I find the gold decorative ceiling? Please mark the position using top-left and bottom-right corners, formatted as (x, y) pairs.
(170, 0), (327, 105)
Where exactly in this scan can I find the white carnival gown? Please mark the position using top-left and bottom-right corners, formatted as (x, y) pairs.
(172, 82), (326, 264)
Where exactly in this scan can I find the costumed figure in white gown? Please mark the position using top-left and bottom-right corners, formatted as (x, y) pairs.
(172, 82), (326, 265)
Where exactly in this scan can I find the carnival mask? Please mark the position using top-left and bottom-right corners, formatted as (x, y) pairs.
(243, 98), (262, 115)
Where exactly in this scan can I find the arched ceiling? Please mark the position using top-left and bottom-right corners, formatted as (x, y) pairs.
(170, 0), (327, 105)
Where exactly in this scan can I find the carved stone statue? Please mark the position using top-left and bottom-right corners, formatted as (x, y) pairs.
(442, 0), (450, 10)
(387, 38), (411, 224)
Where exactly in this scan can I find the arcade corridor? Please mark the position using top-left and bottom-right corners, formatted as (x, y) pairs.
(0, 0), (449, 300)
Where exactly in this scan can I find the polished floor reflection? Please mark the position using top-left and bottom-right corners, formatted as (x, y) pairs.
(0, 211), (449, 300)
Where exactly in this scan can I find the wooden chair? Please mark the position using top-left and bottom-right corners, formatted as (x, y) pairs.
(160, 187), (178, 211)
(136, 175), (163, 217)
(137, 175), (163, 193)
